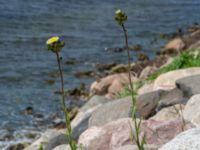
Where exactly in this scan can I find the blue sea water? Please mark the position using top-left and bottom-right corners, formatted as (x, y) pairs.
(0, 0), (200, 148)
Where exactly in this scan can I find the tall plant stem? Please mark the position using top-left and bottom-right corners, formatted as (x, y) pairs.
(121, 24), (134, 103)
(55, 52), (76, 150)
(121, 24), (144, 150)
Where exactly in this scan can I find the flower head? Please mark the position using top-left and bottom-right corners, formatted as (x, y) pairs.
(115, 9), (127, 25)
(46, 36), (65, 53)
(46, 36), (59, 45)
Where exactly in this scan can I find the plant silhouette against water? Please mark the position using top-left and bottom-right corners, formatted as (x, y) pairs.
(46, 36), (77, 150)
(115, 9), (145, 150)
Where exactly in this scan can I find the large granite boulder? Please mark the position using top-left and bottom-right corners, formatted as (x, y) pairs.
(153, 67), (200, 91)
(79, 118), (194, 150)
(159, 128), (200, 150)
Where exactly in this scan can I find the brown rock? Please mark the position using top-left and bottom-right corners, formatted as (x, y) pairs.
(142, 119), (194, 145)
(90, 73), (138, 98)
(161, 38), (185, 55)
(139, 66), (158, 79)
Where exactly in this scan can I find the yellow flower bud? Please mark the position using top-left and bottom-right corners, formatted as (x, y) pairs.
(46, 36), (65, 53)
(46, 36), (59, 45)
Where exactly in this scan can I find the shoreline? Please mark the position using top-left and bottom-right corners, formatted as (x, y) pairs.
(3, 24), (200, 150)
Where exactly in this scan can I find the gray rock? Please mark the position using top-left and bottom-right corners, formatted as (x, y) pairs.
(136, 90), (161, 118)
(157, 88), (186, 110)
(89, 97), (132, 127)
(24, 129), (66, 150)
(71, 95), (110, 140)
(159, 128), (200, 150)
(79, 95), (110, 112)
(176, 74), (200, 97)
(183, 94), (200, 126)
(138, 88), (186, 118)
(44, 134), (66, 150)
(89, 88), (186, 127)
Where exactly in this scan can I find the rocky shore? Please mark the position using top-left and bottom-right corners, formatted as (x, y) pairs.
(12, 26), (200, 150)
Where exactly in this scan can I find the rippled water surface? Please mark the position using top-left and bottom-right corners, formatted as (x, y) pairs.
(0, 0), (200, 148)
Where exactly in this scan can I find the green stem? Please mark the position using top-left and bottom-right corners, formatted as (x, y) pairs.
(55, 52), (76, 150)
(121, 23), (144, 150)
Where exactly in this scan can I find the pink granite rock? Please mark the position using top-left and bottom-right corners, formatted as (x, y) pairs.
(78, 118), (194, 150)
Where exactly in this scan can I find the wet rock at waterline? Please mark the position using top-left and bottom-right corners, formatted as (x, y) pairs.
(105, 45), (142, 53)
(137, 52), (149, 62)
(74, 71), (98, 78)
(54, 83), (89, 99)
(7, 143), (30, 150)
(110, 63), (135, 73)
(90, 73), (138, 98)
(23, 106), (34, 115)
(65, 58), (79, 65)
(89, 56), (169, 98)
(95, 63), (117, 72)
(24, 129), (66, 150)
(159, 38), (185, 55)
(159, 29), (200, 56)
